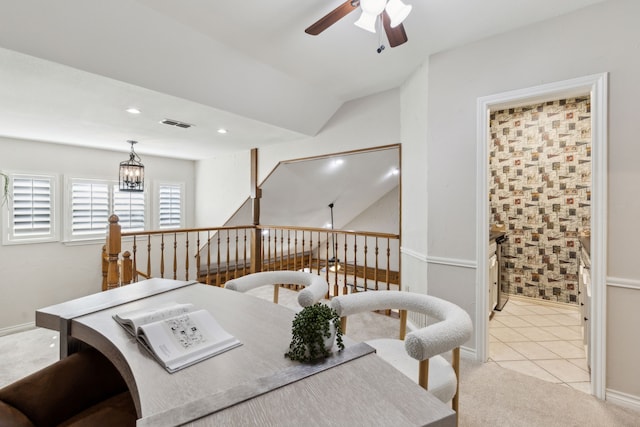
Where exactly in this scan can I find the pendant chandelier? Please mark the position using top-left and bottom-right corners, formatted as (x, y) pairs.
(119, 140), (144, 192)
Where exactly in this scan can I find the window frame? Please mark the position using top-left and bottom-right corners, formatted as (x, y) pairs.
(155, 181), (185, 230)
(64, 176), (149, 243)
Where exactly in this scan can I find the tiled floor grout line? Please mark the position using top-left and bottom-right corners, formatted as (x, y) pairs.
(488, 296), (591, 394)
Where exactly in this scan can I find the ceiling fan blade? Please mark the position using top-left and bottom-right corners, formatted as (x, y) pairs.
(382, 11), (408, 48)
(305, 1), (360, 36)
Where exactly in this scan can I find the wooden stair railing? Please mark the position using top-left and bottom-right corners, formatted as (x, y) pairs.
(103, 215), (401, 294)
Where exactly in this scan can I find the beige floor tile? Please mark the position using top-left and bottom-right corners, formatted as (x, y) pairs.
(489, 327), (529, 343)
(518, 315), (561, 327)
(534, 359), (590, 383)
(513, 326), (561, 341)
(538, 340), (586, 359)
(567, 358), (589, 372)
(541, 326), (582, 341)
(507, 341), (562, 360)
(499, 304), (536, 316)
(567, 340), (585, 349)
(490, 342), (526, 361)
(497, 360), (562, 383)
(545, 313), (582, 326)
(521, 305), (561, 315)
(567, 381), (592, 394)
(489, 318), (507, 327)
(493, 315), (534, 328)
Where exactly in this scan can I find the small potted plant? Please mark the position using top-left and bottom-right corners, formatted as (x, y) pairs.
(285, 303), (344, 362)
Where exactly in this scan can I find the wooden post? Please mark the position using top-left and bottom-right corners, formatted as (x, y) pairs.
(250, 148), (262, 273)
(121, 251), (132, 285)
(106, 214), (121, 290)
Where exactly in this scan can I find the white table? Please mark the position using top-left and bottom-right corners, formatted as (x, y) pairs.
(37, 278), (455, 426)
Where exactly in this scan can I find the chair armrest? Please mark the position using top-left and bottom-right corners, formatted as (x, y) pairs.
(0, 348), (128, 427)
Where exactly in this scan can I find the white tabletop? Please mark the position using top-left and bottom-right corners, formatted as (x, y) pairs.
(37, 279), (455, 426)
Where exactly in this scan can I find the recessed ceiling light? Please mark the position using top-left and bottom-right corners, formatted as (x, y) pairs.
(126, 107), (141, 114)
(217, 128), (228, 134)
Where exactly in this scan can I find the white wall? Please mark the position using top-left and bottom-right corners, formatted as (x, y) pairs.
(194, 151), (251, 227)
(399, 61), (430, 297)
(416, 0), (640, 401)
(0, 137), (195, 331)
(194, 89), (401, 227)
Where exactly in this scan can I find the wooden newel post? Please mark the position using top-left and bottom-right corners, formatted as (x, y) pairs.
(106, 214), (121, 290)
(249, 148), (262, 273)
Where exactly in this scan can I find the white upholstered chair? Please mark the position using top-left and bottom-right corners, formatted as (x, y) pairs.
(224, 271), (328, 308)
(330, 291), (472, 424)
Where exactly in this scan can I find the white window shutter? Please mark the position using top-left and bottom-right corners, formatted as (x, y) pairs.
(71, 181), (109, 236)
(11, 176), (53, 238)
(159, 184), (182, 229)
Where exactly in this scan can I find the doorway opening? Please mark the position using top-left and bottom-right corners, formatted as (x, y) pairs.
(487, 97), (592, 392)
(475, 73), (608, 399)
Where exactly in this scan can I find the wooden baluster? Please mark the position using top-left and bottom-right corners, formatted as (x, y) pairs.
(363, 236), (368, 291)
(185, 232), (190, 281)
(267, 230), (272, 271)
(386, 238), (391, 291)
(234, 229), (239, 280)
(132, 236), (138, 283)
(101, 245), (108, 291)
(315, 231), (320, 279)
(278, 230), (283, 272)
(196, 232), (201, 283)
(296, 230), (301, 271)
(243, 229), (248, 276)
(288, 230), (292, 273)
(216, 232), (221, 287)
(350, 234), (356, 293)
(146, 235), (151, 279)
(375, 237), (380, 290)
(225, 230), (230, 284)
(325, 231), (332, 293)
(206, 231), (212, 285)
(106, 215), (121, 290)
(173, 232), (178, 280)
(160, 234), (165, 278)
(121, 251), (132, 285)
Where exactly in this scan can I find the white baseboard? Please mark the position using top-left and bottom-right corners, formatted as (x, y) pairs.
(606, 388), (640, 412)
(460, 345), (476, 360)
(0, 321), (36, 337)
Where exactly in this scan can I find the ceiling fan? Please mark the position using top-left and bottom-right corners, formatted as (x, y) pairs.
(305, 0), (412, 48)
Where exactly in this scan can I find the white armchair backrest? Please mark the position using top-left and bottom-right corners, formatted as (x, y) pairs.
(224, 271), (328, 307)
(330, 291), (472, 360)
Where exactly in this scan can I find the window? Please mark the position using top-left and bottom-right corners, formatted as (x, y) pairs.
(158, 183), (183, 229)
(4, 174), (57, 244)
(68, 178), (146, 241)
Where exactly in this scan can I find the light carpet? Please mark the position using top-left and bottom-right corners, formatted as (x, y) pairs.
(1, 287), (638, 426)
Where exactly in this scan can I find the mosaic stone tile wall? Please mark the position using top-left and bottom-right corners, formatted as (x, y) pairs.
(489, 98), (591, 305)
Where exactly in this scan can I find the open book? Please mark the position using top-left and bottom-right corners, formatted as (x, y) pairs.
(113, 302), (242, 373)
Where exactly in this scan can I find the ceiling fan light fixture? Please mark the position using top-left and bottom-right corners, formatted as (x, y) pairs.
(354, 11), (379, 33)
(355, 0), (387, 33)
(385, 0), (412, 28)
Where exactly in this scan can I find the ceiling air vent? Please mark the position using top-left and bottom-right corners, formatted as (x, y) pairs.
(160, 118), (194, 129)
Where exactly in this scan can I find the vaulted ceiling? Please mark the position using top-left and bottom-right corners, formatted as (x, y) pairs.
(0, 0), (605, 160)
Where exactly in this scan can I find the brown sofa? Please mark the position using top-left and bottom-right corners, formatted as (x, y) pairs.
(0, 348), (137, 427)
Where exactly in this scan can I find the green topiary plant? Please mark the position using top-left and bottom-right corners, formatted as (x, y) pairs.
(285, 302), (344, 363)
